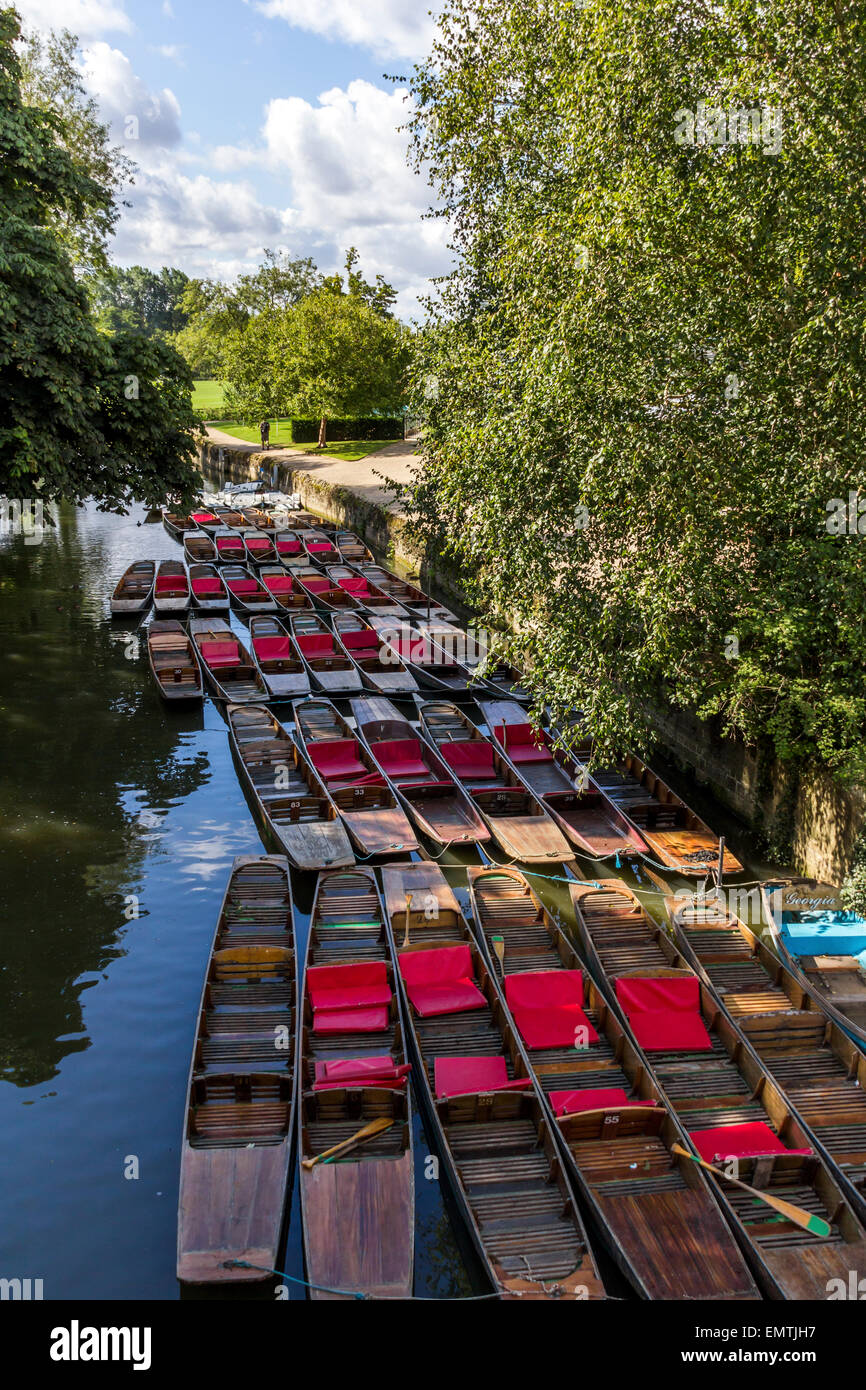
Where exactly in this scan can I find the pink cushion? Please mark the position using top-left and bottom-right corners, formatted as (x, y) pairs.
(434, 1056), (532, 1099)
(505, 970), (599, 1050)
(277, 539), (301, 554)
(313, 1006), (389, 1035)
(246, 536), (271, 550)
(156, 574), (188, 595)
(302, 578), (331, 593)
(191, 577), (222, 595)
(308, 962), (390, 1012)
(307, 541), (335, 553)
(689, 1122), (813, 1164)
(313, 1056), (411, 1091)
(549, 1088), (658, 1117)
(263, 575), (293, 592)
(217, 538), (244, 553)
(226, 579), (258, 594)
(440, 741), (496, 781)
(616, 975), (713, 1052)
(253, 636), (291, 659)
(338, 577), (369, 594)
(308, 739), (367, 779)
(370, 739), (430, 778)
(341, 629), (379, 652)
(297, 633), (334, 658)
(191, 512), (216, 523)
(495, 724), (553, 763)
(399, 946), (486, 1017)
(200, 640), (240, 668)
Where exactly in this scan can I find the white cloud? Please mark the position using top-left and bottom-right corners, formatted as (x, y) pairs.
(15, 0), (132, 39)
(256, 0), (437, 61)
(82, 43), (182, 147)
(154, 44), (186, 66)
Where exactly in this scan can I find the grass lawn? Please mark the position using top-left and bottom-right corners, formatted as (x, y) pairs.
(192, 379), (227, 414)
(215, 421), (396, 462)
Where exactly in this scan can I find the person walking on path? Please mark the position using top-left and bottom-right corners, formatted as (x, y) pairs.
(259, 419), (270, 450)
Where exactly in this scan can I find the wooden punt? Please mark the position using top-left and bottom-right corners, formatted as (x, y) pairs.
(589, 753), (743, 876)
(287, 613), (363, 695)
(663, 888), (866, 1219)
(213, 526), (248, 565)
(215, 509), (247, 528)
(240, 529), (278, 566)
(188, 563), (230, 613)
(569, 878), (866, 1299)
(350, 696), (491, 848)
(380, 861), (607, 1299)
(324, 564), (408, 617)
(177, 855), (299, 1284)
(331, 612), (417, 694)
(478, 699), (649, 860)
(299, 868), (414, 1298)
(162, 511), (192, 541)
(294, 566), (364, 612)
(368, 618), (482, 695)
(189, 617), (269, 702)
(293, 698), (418, 857)
(335, 530), (374, 564)
(299, 529), (339, 563)
(274, 532), (306, 568)
(187, 508), (221, 533)
(222, 564), (279, 614)
(227, 705), (353, 870)
(466, 866), (760, 1299)
(417, 700), (574, 864)
(183, 530), (218, 565)
(146, 619), (203, 702)
(760, 879), (866, 1046)
(153, 559), (191, 615)
(241, 506), (277, 531)
(110, 559), (155, 615)
(349, 562), (458, 625)
(247, 616), (310, 699)
(257, 567), (312, 613)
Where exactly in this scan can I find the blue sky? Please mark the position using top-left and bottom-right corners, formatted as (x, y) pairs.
(15, 0), (448, 317)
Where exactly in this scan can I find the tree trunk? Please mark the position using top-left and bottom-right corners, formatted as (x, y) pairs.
(317, 415), (327, 449)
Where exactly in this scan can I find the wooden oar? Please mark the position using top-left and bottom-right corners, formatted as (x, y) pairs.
(671, 1143), (831, 1235)
(302, 1118), (394, 1170)
(490, 934), (506, 976)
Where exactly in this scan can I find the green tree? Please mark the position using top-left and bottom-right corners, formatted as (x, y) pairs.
(18, 24), (133, 276)
(0, 8), (197, 508)
(403, 0), (866, 782)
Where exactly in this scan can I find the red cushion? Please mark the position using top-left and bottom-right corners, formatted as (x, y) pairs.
(505, 970), (598, 1050)
(297, 633), (334, 658)
(200, 640), (240, 668)
(495, 724), (553, 763)
(226, 579), (259, 594)
(308, 961), (391, 1011)
(313, 1006), (389, 1035)
(313, 1057), (411, 1091)
(370, 739), (430, 778)
(253, 636), (291, 659)
(338, 577), (369, 594)
(549, 1088), (658, 1117)
(263, 575), (293, 592)
(308, 541), (335, 553)
(191, 512), (216, 523)
(440, 741), (496, 780)
(246, 535), (271, 548)
(308, 738), (366, 779)
(217, 538), (244, 552)
(302, 577), (331, 592)
(156, 575), (188, 594)
(191, 577), (222, 595)
(616, 975), (713, 1052)
(689, 1122), (813, 1164)
(434, 1056), (532, 1099)
(399, 945), (486, 1017)
(277, 539), (301, 554)
(341, 629), (379, 652)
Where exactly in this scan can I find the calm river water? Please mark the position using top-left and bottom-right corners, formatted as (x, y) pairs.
(0, 499), (765, 1300)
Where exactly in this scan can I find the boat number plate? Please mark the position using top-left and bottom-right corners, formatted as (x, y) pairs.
(603, 1113), (620, 1126)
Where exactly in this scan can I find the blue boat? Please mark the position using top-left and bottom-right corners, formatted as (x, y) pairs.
(761, 878), (866, 1045)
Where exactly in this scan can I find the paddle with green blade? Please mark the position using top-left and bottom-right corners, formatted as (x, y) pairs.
(671, 1143), (831, 1236)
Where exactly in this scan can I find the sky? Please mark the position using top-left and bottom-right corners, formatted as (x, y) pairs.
(14, 0), (450, 318)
